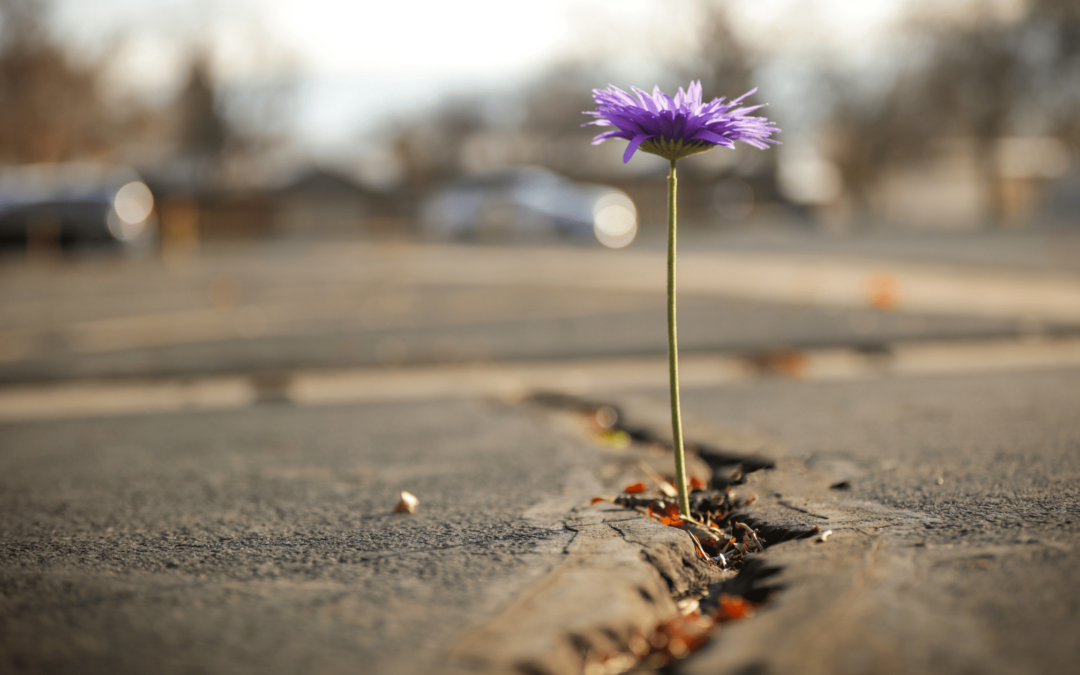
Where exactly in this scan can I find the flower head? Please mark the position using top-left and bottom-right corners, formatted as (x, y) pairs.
(584, 81), (780, 163)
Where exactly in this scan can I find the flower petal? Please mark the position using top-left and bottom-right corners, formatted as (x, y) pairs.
(623, 133), (651, 163)
(695, 130), (737, 148)
(591, 130), (627, 145)
(731, 87), (758, 104)
(584, 82), (779, 157)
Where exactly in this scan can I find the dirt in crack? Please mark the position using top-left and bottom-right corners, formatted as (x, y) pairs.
(530, 392), (815, 674)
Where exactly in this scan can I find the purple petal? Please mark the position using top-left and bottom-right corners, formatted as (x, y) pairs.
(623, 133), (651, 163)
(695, 130), (737, 148)
(731, 87), (758, 104)
(688, 81), (702, 108)
(584, 82), (779, 158)
(632, 87), (659, 114)
(591, 130), (627, 145)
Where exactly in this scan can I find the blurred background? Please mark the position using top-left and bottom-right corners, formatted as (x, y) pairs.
(1, 0), (1079, 387)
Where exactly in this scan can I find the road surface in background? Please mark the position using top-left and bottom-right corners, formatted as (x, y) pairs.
(2, 235), (1077, 383)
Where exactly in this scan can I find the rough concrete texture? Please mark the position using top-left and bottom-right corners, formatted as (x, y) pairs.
(451, 504), (725, 675)
(3, 350), (1078, 675)
(0, 398), (599, 675)
(0, 391), (728, 675)
(605, 365), (1080, 675)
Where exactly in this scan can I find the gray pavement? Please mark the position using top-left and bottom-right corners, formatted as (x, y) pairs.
(4, 358), (1078, 674)
(660, 226), (1080, 275)
(0, 397), (599, 675)
(2, 235), (1080, 675)
(650, 366), (1080, 675)
(0, 240), (1063, 384)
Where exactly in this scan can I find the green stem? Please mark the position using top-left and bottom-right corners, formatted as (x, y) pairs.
(667, 159), (691, 520)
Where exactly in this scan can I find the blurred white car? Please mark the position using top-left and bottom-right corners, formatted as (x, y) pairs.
(0, 163), (157, 249)
(421, 166), (637, 248)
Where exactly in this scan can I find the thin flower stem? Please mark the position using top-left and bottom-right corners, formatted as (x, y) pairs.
(667, 158), (691, 520)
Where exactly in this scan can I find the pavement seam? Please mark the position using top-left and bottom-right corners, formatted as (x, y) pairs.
(4, 336), (1080, 421)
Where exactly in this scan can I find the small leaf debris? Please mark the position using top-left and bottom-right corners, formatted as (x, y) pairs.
(604, 484), (765, 569)
(582, 595), (759, 673)
(394, 491), (419, 514)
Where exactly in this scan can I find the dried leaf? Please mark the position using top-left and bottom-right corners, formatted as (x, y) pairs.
(590, 496), (608, 504)
(394, 491), (419, 514)
(867, 272), (900, 309)
(690, 477), (706, 491)
(624, 482), (648, 494)
(716, 594), (755, 622)
(746, 349), (809, 378)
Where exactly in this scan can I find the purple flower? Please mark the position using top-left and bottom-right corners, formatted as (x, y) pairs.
(584, 81), (780, 163)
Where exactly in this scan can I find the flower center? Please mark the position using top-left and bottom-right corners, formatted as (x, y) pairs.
(639, 138), (715, 161)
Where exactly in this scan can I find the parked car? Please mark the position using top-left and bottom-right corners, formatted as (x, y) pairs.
(420, 166), (637, 248)
(0, 163), (157, 249)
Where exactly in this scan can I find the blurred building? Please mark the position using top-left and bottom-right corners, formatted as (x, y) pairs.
(273, 167), (405, 239)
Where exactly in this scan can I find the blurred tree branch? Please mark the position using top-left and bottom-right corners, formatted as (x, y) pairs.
(0, 0), (116, 163)
(825, 0), (1080, 224)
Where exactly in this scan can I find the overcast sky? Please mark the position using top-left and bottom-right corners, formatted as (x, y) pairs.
(44, 0), (1014, 159)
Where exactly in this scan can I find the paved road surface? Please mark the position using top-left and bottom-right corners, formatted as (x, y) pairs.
(658, 366), (1080, 675)
(0, 396), (603, 675)
(2, 235), (1079, 674)
(2, 240), (1072, 383)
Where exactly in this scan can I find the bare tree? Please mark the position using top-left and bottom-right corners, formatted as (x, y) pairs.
(825, 0), (1080, 224)
(388, 97), (488, 187)
(0, 0), (116, 163)
(680, 0), (754, 104)
(175, 56), (228, 159)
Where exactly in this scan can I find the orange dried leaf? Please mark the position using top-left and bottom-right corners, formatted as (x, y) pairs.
(690, 477), (706, 491)
(659, 515), (685, 527)
(776, 352), (809, 378)
(624, 482), (648, 494)
(590, 496), (607, 504)
(867, 272), (901, 309)
(716, 595), (755, 622)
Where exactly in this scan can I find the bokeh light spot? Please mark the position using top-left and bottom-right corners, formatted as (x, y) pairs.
(593, 192), (637, 248)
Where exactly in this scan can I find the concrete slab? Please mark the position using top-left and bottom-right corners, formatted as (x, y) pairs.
(600, 366), (1080, 675)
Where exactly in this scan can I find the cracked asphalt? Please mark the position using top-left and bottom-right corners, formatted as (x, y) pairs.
(2, 235), (1080, 675)
(649, 365), (1080, 675)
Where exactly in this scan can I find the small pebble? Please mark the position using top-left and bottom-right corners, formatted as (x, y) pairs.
(395, 491), (419, 514)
